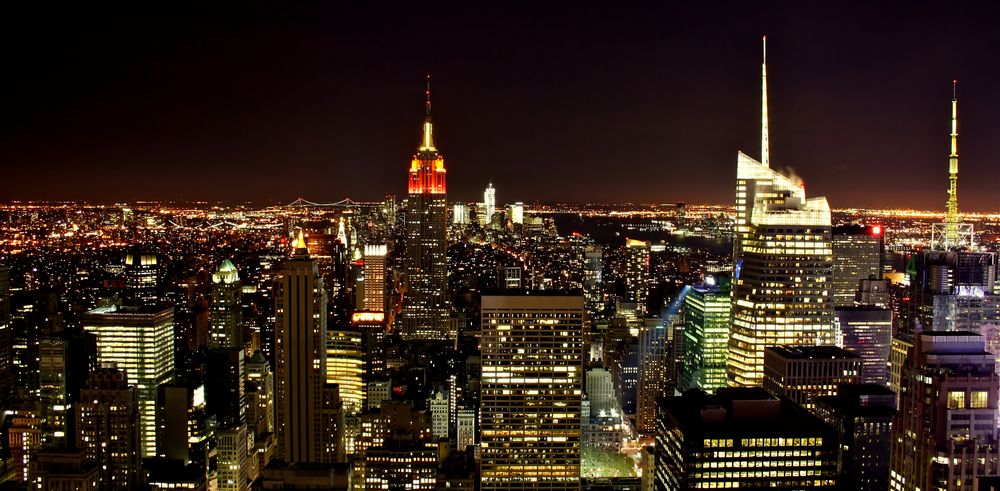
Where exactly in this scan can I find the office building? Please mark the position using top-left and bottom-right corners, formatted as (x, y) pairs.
(123, 250), (160, 306)
(364, 445), (438, 491)
(429, 388), (449, 440)
(624, 239), (650, 315)
(834, 306), (892, 384)
(205, 348), (246, 426)
(510, 202), (524, 225)
(274, 231), (343, 463)
(480, 292), (585, 491)
(156, 382), (210, 465)
(27, 448), (99, 491)
(762, 345), (863, 412)
(245, 351), (276, 474)
(82, 305), (174, 457)
(654, 387), (838, 490)
(585, 367), (615, 415)
(5, 409), (42, 482)
(890, 331), (1000, 490)
(0, 263), (12, 402)
(453, 203), (470, 225)
(729, 38), (836, 387)
(637, 318), (667, 435)
(484, 183), (496, 227)
(210, 259), (243, 349)
(326, 327), (365, 415)
(832, 225), (882, 307)
(352, 311), (387, 381)
(402, 77), (450, 340)
(456, 407), (476, 451)
(76, 366), (142, 491)
(217, 423), (250, 491)
(682, 277), (731, 392)
(583, 246), (604, 318)
(362, 245), (387, 313)
(815, 383), (895, 491)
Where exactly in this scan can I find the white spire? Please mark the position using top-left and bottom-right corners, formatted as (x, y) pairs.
(761, 35), (769, 168)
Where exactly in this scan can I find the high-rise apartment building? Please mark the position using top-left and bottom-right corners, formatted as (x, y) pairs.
(682, 276), (731, 392)
(655, 387), (838, 491)
(832, 225), (882, 307)
(890, 331), (1000, 490)
(273, 232), (343, 463)
(762, 345), (863, 412)
(210, 259), (243, 349)
(402, 77), (450, 340)
(82, 305), (174, 457)
(729, 39), (834, 387)
(480, 292), (584, 491)
(75, 366), (142, 491)
(624, 239), (650, 315)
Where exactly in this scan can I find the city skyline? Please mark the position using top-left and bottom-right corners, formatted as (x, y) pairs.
(3, 3), (1000, 210)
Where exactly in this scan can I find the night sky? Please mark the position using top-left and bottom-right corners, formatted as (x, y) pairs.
(3, 2), (999, 210)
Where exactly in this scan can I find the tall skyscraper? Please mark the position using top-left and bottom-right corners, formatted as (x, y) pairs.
(682, 276), (731, 392)
(636, 318), (667, 435)
(729, 38), (835, 387)
(362, 244), (387, 313)
(480, 293), (584, 491)
(890, 331), (999, 490)
(273, 231), (342, 463)
(832, 225), (882, 307)
(210, 259), (243, 349)
(624, 239), (650, 315)
(402, 76), (450, 340)
(123, 250), (159, 306)
(326, 327), (365, 415)
(75, 365), (142, 491)
(484, 182), (496, 226)
(82, 305), (174, 457)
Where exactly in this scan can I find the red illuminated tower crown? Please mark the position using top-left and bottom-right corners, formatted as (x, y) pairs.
(408, 75), (446, 194)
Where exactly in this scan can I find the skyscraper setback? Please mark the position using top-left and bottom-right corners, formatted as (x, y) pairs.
(402, 76), (450, 340)
(728, 37), (835, 387)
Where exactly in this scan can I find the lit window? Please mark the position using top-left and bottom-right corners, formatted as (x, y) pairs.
(970, 391), (988, 409)
(947, 391), (965, 409)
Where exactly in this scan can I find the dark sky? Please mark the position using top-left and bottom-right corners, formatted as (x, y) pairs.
(3, 2), (999, 210)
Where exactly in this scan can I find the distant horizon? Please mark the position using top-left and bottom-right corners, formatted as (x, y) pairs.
(3, 198), (999, 216)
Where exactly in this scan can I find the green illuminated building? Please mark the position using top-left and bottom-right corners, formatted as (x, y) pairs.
(682, 277), (731, 392)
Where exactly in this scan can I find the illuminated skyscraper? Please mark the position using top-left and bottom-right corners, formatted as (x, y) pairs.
(123, 251), (159, 306)
(0, 263), (12, 400)
(75, 365), (142, 491)
(834, 306), (892, 384)
(510, 202), (524, 225)
(210, 259), (243, 349)
(728, 38), (835, 387)
(890, 331), (999, 490)
(273, 231), (343, 463)
(326, 328), (364, 415)
(682, 276), (731, 392)
(832, 225), (882, 307)
(402, 76), (450, 340)
(362, 245), (387, 313)
(624, 239), (650, 315)
(484, 183), (496, 226)
(480, 293), (584, 491)
(82, 305), (174, 457)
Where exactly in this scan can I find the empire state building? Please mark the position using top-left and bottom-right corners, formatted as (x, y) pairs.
(402, 77), (450, 340)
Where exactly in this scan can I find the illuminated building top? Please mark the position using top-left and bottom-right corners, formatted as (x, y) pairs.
(409, 75), (446, 195)
(761, 35), (769, 168)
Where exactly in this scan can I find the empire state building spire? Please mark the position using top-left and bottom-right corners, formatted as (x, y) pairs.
(420, 74), (436, 152)
(761, 35), (769, 168)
